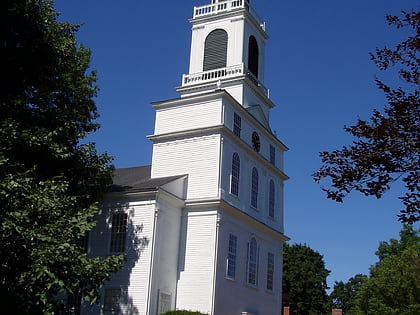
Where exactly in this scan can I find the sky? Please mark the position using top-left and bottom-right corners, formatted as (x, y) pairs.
(55, 0), (419, 290)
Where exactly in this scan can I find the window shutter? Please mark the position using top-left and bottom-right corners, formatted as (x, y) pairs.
(203, 29), (228, 71)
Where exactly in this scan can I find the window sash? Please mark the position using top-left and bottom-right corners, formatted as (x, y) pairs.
(267, 253), (275, 291)
(231, 153), (240, 196)
(103, 288), (121, 313)
(269, 180), (275, 218)
(110, 213), (128, 253)
(251, 168), (258, 208)
(227, 234), (237, 278)
(270, 145), (276, 165)
(247, 238), (258, 285)
(233, 113), (241, 137)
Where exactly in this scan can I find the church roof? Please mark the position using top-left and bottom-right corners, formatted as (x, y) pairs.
(111, 165), (186, 192)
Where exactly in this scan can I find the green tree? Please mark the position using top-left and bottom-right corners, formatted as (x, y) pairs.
(376, 224), (420, 261)
(313, 10), (420, 224)
(330, 274), (368, 314)
(353, 225), (420, 314)
(282, 243), (330, 315)
(0, 0), (124, 313)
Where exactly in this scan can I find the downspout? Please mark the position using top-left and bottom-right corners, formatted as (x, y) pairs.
(146, 195), (159, 315)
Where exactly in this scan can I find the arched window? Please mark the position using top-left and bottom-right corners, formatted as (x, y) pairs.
(251, 167), (258, 208)
(247, 237), (258, 285)
(231, 153), (240, 196)
(248, 35), (259, 78)
(203, 29), (228, 71)
(269, 180), (275, 218)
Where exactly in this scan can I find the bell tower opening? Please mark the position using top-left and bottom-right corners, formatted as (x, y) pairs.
(248, 35), (259, 78)
(203, 29), (228, 71)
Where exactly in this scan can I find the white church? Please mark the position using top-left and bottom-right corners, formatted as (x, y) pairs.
(78, 0), (289, 314)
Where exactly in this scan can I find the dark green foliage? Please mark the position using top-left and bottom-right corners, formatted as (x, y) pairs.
(375, 224), (420, 261)
(313, 10), (420, 223)
(330, 274), (368, 314)
(354, 225), (420, 314)
(160, 311), (208, 315)
(282, 243), (330, 315)
(0, 0), (124, 313)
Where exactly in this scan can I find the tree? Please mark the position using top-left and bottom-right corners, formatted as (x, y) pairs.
(375, 223), (420, 261)
(313, 10), (420, 224)
(0, 0), (124, 313)
(354, 225), (420, 314)
(330, 274), (368, 314)
(282, 243), (330, 315)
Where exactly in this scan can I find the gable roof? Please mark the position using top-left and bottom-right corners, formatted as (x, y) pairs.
(111, 165), (186, 192)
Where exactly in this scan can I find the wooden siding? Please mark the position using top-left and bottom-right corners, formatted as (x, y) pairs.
(154, 99), (222, 135)
(87, 200), (157, 315)
(151, 135), (221, 200)
(221, 136), (285, 233)
(176, 210), (218, 313)
(213, 214), (284, 315)
(149, 194), (184, 315)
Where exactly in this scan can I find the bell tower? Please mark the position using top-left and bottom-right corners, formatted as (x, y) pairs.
(148, 1), (288, 314)
(177, 0), (273, 126)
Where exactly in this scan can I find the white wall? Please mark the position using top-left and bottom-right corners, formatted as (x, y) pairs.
(151, 134), (221, 200)
(176, 209), (218, 314)
(213, 212), (284, 315)
(85, 197), (157, 314)
(154, 99), (222, 135)
(149, 193), (184, 315)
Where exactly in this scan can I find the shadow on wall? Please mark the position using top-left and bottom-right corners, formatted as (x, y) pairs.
(85, 202), (152, 315)
(118, 205), (151, 315)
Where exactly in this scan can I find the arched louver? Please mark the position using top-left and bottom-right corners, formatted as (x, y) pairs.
(248, 35), (259, 78)
(203, 29), (228, 71)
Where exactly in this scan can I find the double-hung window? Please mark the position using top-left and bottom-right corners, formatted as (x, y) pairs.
(247, 237), (258, 285)
(110, 212), (128, 253)
(269, 180), (275, 218)
(270, 144), (276, 165)
(103, 288), (121, 314)
(226, 234), (238, 279)
(233, 113), (241, 137)
(66, 293), (82, 315)
(267, 252), (275, 291)
(230, 153), (240, 197)
(251, 167), (259, 208)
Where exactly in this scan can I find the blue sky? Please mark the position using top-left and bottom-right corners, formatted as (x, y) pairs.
(55, 0), (419, 290)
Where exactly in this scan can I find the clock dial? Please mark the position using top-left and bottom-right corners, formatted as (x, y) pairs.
(252, 131), (260, 152)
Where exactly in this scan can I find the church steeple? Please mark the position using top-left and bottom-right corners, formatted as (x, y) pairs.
(177, 0), (273, 122)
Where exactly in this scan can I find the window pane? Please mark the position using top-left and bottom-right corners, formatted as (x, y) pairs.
(267, 253), (275, 291)
(66, 293), (81, 315)
(251, 168), (258, 208)
(103, 288), (121, 314)
(248, 238), (258, 285)
(231, 153), (240, 196)
(270, 145), (275, 165)
(227, 234), (237, 278)
(269, 180), (275, 218)
(233, 113), (241, 137)
(110, 213), (128, 253)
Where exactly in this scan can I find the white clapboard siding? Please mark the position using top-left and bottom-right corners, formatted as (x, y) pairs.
(213, 217), (283, 315)
(154, 99), (222, 135)
(152, 135), (220, 200)
(88, 200), (157, 315)
(176, 210), (218, 314)
(148, 196), (183, 315)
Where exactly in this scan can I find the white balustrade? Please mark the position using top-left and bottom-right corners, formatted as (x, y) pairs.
(193, 0), (265, 30)
(182, 64), (269, 98)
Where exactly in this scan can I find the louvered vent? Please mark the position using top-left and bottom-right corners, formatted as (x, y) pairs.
(203, 29), (228, 71)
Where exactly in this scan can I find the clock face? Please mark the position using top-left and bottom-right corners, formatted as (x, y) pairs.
(252, 131), (260, 152)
